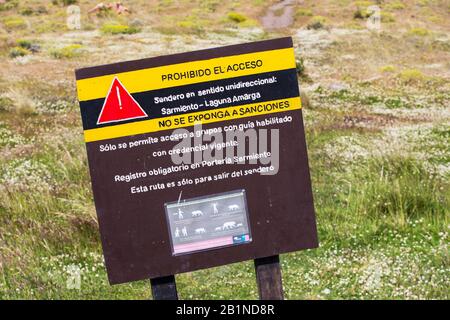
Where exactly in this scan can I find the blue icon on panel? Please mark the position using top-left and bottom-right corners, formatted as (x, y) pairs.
(233, 234), (250, 244)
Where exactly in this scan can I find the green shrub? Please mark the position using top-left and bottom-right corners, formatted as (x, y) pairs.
(52, 0), (78, 5)
(50, 44), (83, 59)
(100, 24), (140, 35)
(296, 56), (306, 77)
(384, 97), (406, 109)
(307, 16), (326, 30)
(15, 39), (40, 53)
(353, 0), (374, 6)
(0, 96), (13, 111)
(20, 7), (34, 16)
(408, 27), (430, 36)
(200, 0), (220, 12)
(399, 69), (425, 83)
(386, 1), (406, 10)
(227, 12), (247, 23)
(417, 0), (429, 6)
(16, 39), (32, 49)
(177, 20), (205, 34)
(238, 18), (259, 28)
(352, 1), (373, 19)
(353, 8), (369, 19)
(34, 6), (48, 15)
(381, 12), (395, 23)
(9, 46), (30, 58)
(35, 20), (67, 34)
(19, 5), (47, 16)
(380, 65), (396, 73)
(354, 7), (395, 22)
(345, 21), (365, 30)
(0, 0), (18, 11)
(2, 17), (27, 30)
(173, 13), (210, 34)
(296, 8), (313, 17)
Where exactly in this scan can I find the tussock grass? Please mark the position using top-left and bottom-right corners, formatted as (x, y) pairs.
(3, 88), (37, 115)
(338, 157), (446, 224)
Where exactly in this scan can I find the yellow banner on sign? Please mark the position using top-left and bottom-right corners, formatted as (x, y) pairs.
(84, 97), (302, 142)
(76, 48), (296, 102)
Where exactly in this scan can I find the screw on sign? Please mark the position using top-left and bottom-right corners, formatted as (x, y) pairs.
(75, 38), (318, 300)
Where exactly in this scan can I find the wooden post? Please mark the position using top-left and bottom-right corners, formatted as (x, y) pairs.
(254, 255), (284, 300)
(150, 275), (178, 300)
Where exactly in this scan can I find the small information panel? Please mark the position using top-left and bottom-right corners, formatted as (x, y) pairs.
(165, 190), (251, 255)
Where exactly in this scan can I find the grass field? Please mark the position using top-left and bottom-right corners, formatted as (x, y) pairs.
(0, 0), (448, 299)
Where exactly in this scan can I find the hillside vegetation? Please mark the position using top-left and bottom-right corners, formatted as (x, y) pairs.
(0, 0), (448, 299)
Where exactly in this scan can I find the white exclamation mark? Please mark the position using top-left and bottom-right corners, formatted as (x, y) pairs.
(116, 86), (122, 109)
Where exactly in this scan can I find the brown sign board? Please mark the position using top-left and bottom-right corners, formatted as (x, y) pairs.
(75, 37), (318, 285)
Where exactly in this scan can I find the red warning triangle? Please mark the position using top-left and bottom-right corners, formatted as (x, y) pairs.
(97, 77), (148, 125)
